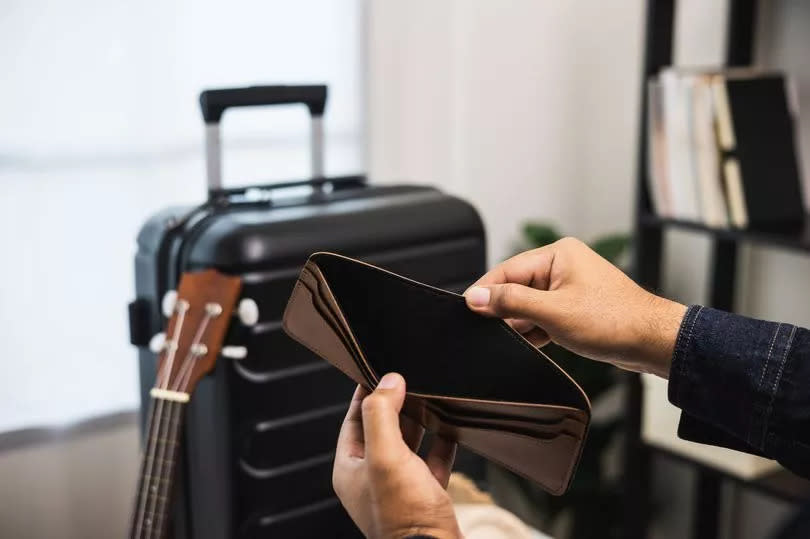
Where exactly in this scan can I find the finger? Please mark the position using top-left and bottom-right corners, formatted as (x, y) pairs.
(424, 436), (457, 489)
(361, 373), (410, 468)
(468, 247), (555, 290)
(506, 317), (535, 334)
(466, 282), (561, 326)
(522, 326), (551, 347)
(336, 385), (369, 460)
(400, 413), (425, 453)
(505, 318), (550, 347)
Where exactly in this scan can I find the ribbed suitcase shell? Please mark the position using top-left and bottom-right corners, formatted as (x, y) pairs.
(133, 179), (486, 538)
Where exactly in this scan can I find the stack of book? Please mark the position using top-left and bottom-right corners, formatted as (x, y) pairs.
(647, 68), (805, 229)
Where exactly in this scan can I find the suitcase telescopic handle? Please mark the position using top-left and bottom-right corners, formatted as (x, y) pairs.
(199, 85), (328, 196)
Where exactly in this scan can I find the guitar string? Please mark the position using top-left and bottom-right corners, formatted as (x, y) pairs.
(135, 303), (187, 539)
(158, 301), (188, 391)
(149, 308), (216, 536)
(171, 313), (214, 393)
(145, 400), (181, 539)
(142, 300), (194, 539)
(133, 358), (171, 539)
(129, 396), (158, 539)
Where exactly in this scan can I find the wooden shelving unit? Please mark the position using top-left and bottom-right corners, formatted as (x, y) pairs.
(626, 1), (810, 538)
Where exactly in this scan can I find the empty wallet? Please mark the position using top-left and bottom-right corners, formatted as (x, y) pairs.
(282, 252), (590, 495)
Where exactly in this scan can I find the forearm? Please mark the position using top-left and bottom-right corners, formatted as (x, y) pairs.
(668, 305), (810, 477)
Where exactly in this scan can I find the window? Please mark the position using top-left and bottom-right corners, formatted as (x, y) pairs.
(0, 0), (364, 431)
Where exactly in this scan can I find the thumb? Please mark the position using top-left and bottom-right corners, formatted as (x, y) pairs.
(361, 372), (409, 467)
(465, 283), (558, 325)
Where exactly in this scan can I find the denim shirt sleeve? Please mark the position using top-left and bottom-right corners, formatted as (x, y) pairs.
(668, 305), (810, 478)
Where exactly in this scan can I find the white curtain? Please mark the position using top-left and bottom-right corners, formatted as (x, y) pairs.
(0, 0), (364, 431)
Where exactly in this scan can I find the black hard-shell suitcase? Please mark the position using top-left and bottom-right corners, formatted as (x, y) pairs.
(129, 85), (486, 538)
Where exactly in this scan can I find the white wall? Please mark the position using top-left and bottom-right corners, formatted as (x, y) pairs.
(367, 0), (645, 265)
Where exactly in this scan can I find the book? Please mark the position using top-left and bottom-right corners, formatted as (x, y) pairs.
(660, 69), (702, 222)
(647, 79), (672, 217)
(713, 73), (804, 229)
(649, 69), (805, 229)
(691, 75), (728, 227)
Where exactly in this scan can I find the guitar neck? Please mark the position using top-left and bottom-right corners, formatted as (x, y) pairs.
(130, 393), (188, 539)
(128, 269), (243, 537)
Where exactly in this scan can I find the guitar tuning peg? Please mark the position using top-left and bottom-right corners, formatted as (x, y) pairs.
(237, 298), (259, 327)
(221, 346), (248, 360)
(161, 290), (178, 318)
(149, 332), (166, 354)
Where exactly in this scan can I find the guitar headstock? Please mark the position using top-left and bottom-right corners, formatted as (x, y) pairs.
(153, 270), (242, 397)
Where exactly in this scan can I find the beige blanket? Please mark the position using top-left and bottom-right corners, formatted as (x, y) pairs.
(449, 474), (550, 539)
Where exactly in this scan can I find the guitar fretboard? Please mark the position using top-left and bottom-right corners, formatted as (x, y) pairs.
(130, 396), (187, 539)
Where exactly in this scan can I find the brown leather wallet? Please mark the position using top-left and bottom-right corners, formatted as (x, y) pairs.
(282, 252), (590, 495)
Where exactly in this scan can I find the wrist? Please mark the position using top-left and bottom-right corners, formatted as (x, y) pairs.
(631, 295), (687, 378)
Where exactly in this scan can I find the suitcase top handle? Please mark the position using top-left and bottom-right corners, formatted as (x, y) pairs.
(199, 85), (328, 195)
(199, 85), (327, 124)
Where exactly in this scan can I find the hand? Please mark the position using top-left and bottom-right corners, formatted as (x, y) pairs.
(464, 237), (687, 378)
(333, 373), (461, 539)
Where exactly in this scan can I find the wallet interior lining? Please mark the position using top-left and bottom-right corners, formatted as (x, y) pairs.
(311, 253), (588, 410)
(426, 403), (582, 440)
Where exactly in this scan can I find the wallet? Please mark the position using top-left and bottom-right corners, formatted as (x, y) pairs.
(282, 252), (590, 495)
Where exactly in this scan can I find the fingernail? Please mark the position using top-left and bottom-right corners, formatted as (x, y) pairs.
(465, 286), (491, 307)
(377, 373), (401, 390)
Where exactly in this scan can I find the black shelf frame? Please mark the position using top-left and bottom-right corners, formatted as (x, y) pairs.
(627, 1), (810, 539)
(639, 213), (810, 253)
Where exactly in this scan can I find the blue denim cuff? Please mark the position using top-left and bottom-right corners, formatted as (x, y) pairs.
(667, 305), (797, 453)
(668, 304), (704, 408)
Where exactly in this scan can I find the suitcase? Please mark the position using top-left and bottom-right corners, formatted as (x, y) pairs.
(129, 85), (487, 538)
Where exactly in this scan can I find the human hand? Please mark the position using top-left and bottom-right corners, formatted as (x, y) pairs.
(333, 373), (461, 539)
(464, 237), (687, 378)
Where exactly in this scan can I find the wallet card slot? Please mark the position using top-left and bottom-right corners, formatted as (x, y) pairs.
(284, 275), (373, 388)
(305, 268), (363, 368)
(299, 270), (377, 387)
(425, 401), (585, 439)
(426, 403), (580, 442)
(424, 396), (588, 427)
(448, 423), (581, 495)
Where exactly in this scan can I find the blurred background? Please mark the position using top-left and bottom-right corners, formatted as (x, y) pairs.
(2, 1), (810, 538)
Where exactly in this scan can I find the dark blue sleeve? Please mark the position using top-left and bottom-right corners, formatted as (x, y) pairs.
(667, 305), (810, 478)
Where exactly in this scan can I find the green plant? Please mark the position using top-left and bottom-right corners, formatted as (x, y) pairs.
(492, 222), (631, 539)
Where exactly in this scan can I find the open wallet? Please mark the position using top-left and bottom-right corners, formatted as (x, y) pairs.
(282, 252), (591, 495)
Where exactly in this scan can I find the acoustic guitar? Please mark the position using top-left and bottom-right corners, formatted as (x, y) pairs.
(129, 269), (247, 539)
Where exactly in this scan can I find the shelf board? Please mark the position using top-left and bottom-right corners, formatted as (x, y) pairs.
(638, 213), (810, 253)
